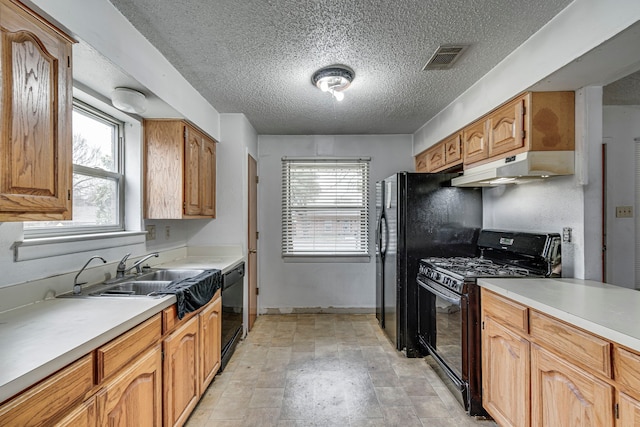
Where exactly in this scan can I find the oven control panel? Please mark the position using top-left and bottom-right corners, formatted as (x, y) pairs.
(418, 262), (464, 294)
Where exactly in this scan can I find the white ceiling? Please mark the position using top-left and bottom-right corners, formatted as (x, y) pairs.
(102, 0), (576, 135)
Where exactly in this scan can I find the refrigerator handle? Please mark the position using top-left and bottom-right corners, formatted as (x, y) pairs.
(381, 214), (389, 258)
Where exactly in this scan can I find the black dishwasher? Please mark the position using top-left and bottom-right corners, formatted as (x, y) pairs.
(220, 262), (244, 371)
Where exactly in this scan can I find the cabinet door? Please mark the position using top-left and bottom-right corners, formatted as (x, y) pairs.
(164, 314), (200, 427)
(618, 392), (640, 427)
(55, 397), (96, 427)
(462, 119), (488, 165)
(96, 345), (162, 427)
(200, 136), (216, 217)
(414, 150), (428, 172)
(184, 125), (202, 216)
(444, 133), (462, 165)
(531, 344), (614, 427)
(425, 143), (445, 171)
(488, 96), (525, 157)
(0, 0), (73, 221)
(482, 317), (530, 427)
(200, 292), (222, 392)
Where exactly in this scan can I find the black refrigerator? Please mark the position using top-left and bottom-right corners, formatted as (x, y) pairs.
(375, 172), (482, 357)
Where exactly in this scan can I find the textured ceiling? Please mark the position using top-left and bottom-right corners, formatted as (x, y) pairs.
(604, 70), (640, 105)
(108, 0), (573, 135)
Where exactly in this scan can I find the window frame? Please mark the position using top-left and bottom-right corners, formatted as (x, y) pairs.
(24, 99), (125, 238)
(281, 157), (371, 259)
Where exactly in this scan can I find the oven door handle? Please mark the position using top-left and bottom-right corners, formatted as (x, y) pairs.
(417, 278), (461, 306)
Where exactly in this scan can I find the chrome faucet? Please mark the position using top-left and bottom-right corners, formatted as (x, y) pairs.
(116, 252), (159, 278)
(73, 256), (107, 295)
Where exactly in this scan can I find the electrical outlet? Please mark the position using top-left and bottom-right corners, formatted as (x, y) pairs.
(562, 227), (572, 243)
(165, 225), (171, 239)
(616, 206), (633, 218)
(145, 225), (156, 241)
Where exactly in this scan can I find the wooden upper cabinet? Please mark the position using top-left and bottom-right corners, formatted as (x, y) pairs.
(425, 143), (445, 171)
(144, 119), (217, 219)
(444, 133), (462, 165)
(463, 91), (574, 167)
(0, 0), (75, 221)
(414, 133), (462, 173)
(462, 119), (489, 165)
(184, 126), (203, 216)
(414, 149), (428, 172)
(200, 136), (216, 216)
(488, 96), (525, 157)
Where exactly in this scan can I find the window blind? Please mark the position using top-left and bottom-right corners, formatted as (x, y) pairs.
(282, 158), (370, 256)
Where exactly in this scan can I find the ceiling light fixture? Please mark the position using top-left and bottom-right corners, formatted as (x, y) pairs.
(312, 65), (354, 102)
(111, 87), (147, 114)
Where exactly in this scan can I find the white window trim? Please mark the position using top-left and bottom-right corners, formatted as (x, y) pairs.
(282, 157), (371, 260)
(24, 99), (125, 237)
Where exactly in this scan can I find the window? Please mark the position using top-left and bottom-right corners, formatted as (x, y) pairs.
(282, 158), (370, 257)
(24, 101), (124, 235)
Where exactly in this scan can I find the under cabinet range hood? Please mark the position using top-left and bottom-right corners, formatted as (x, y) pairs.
(451, 151), (574, 187)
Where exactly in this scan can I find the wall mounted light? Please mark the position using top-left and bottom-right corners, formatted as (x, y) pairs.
(311, 65), (354, 102)
(111, 87), (147, 114)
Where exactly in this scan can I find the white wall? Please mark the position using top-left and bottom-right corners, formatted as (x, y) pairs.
(188, 114), (257, 252)
(257, 135), (413, 313)
(28, 0), (221, 140)
(482, 177), (583, 278)
(603, 105), (640, 288)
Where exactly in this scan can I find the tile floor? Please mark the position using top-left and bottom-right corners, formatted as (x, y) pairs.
(186, 314), (498, 427)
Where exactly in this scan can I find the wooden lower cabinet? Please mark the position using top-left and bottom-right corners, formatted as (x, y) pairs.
(482, 317), (530, 427)
(96, 344), (163, 427)
(481, 288), (638, 427)
(55, 396), (97, 427)
(164, 314), (200, 427)
(200, 293), (222, 392)
(0, 354), (94, 426)
(531, 344), (613, 426)
(618, 392), (640, 427)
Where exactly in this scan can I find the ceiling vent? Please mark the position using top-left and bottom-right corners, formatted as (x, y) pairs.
(422, 44), (470, 70)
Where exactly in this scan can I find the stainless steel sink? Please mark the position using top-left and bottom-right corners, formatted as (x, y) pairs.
(136, 269), (205, 282)
(88, 281), (172, 297)
(57, 268), (205, 298)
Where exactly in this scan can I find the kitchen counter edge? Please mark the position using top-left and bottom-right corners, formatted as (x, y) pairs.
(478, 277), (640, 352)
(0, 255), (245, 404)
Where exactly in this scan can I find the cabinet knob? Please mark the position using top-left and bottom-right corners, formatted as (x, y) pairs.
(249, 249), (257, 254)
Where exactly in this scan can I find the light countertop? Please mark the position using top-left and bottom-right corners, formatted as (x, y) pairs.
(478, 277), (640, 352)
(0, 252), (244, 404)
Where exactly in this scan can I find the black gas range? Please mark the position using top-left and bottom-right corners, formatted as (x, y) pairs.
(416, 230), (561, 416)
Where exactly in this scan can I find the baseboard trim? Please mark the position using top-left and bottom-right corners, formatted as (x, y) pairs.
(262, 307), (375, 315)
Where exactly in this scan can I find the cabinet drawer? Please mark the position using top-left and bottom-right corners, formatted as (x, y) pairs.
(529, 310), (611, 377)
(96, 314), (161, 383)
(482, 289), (528, 334)
(163, 304), (198, 333)
(614, 345), (640, 398)
(0, 354), (94, 426)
